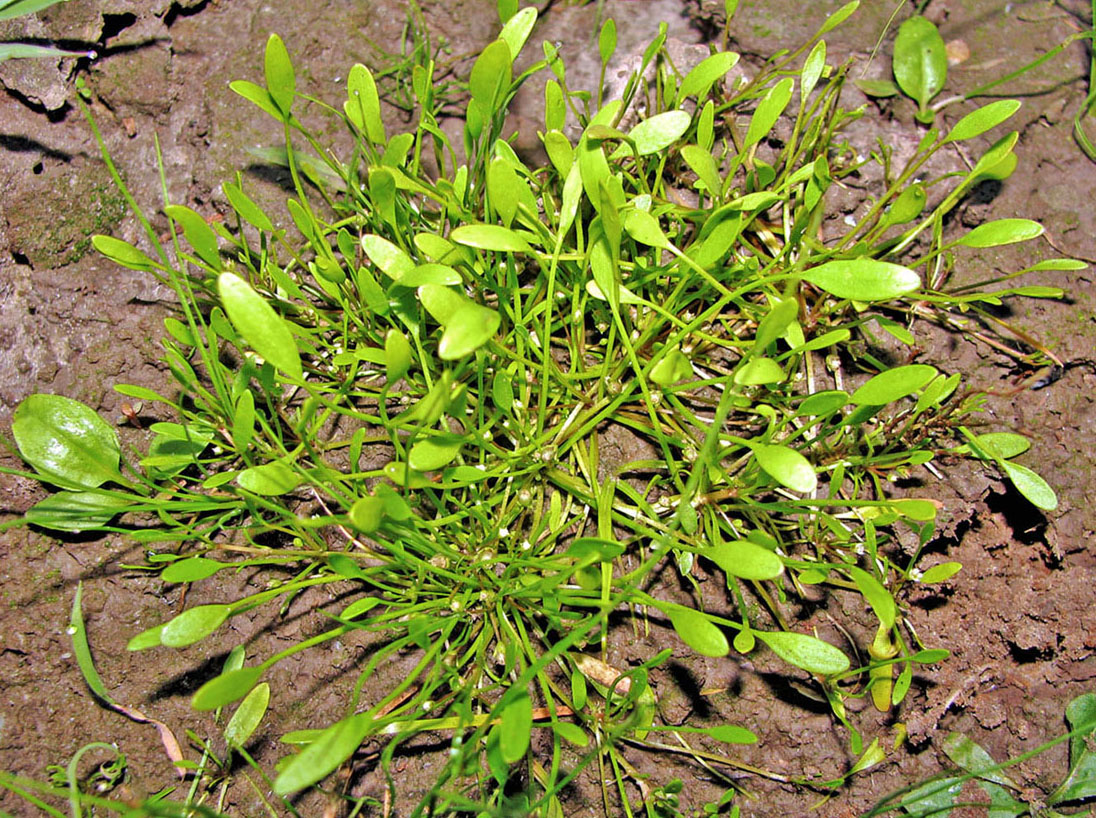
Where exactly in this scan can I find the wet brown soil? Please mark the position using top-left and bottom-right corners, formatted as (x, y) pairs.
(1, 1), (1095, 816)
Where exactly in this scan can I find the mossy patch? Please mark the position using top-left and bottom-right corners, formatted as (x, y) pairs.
(4, 160), (128, 268)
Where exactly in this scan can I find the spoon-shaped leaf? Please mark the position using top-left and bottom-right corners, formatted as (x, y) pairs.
(218, 272), (302, 380)
(754, 444), (817, 493)
(802, 259), (920, 301)
(439, 303), (501, 359)
(13, 395), (125, 489)
(669, 608), (729, 657)
(755, 630), (850, 675)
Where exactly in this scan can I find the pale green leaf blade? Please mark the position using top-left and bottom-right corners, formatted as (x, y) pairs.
(703, 540), (784, 581)
(237, 461), (302, 495)
(744, 77), (794, 149)
(945, 99), (1021, 143)
(734, 357), (784, 386)
(439, 303), (501, 359)
(192, 667), (264, 711)
(162, 557), (227, 583)
(274, 713), (371, 794)
(754, 630), (849, 675)
(25, 491), (134, 532)
(668, 608), (729, 658)
(499, 6), (537, 60)
(754, 444), (817, 493)
(92, 235), (160, 272)
(408, 436), (463, 472)
(498, 691), (533, 764)
(847, 566), (896, 630)
(264, 33), (295, 115)
(164, 204), (220, 269)
(1000, 461), (1057, 511)
(678, 51), (741, 103)
(218, 272), (303, 380)
(851, 364), (938, 406)
(623, 110), (691, 156)
(802, 259), (920, 301)
(224, 683), (270, 748)
(450, 223), (531, 253)
(956, 218), (1043, 248)
(13, 394), (124, 489)
(893, 16), (947, 110)
(345, 63), (386, 144)
(160, 604), (231, 648)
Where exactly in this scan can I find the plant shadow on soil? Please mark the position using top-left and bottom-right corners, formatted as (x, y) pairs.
(2, 0), (1096, 816)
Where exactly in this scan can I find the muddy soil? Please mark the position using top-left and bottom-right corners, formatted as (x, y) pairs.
(1, 1), (1094, 816)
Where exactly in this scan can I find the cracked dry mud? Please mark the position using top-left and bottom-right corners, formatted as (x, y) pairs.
(1, 1), (1095, 815)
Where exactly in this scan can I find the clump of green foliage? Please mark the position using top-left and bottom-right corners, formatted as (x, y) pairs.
(0, 0), (1078, 814)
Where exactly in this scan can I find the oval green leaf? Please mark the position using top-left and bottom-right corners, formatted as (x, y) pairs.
(893, 16), (946, 110)
(623, 208), (669, 248)
(622, 110), (691, 156)
(919, 562), (962, 583)
(552, 721), (588, 747)
(192, 666), (264, 711)
(385, 329), (412, 383)
(237, 461), (302, 495)
(668, 608), (729, 658)
(744, 77), (794, 149)
(678, 51), (741, 103)
(704, 724), (758, 745)
(1001, 461), (1057, 511)
(956, 218), (1043, 248)
(92, 235), (160, 272)
(754, 444), (817, 493)
(349, 495), (385, 533)
(224, 682), (270, 748)
(164, 204), (220, 269)
(650, 348), (692, 386)
(361, 234), (414, 281)
(450, 224), (531, 253)
(24, 491), (133, 532)
(162, 557), (226, 583)
(499, 691), (533, 764)
(945, 99), (1021, 143)
(274, 713), (371, 794)
(13, 394), (124, 489)
(851, 364), (937, 406)
(440, 303), (501, 360)
(408, 436), (463, 472)
(345, 63), (385, 144)
(703, 540), (784, 581)
(847, 566), (896, 630)
(161, 604), (231, 648)
(218, 272), (302, 380)
(755, 630), (850, 675)
(734, 357), (784, 386)
(264, 33), (295, 115)
(798, 390), (849, 416)
(802, 259), (920, 301)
